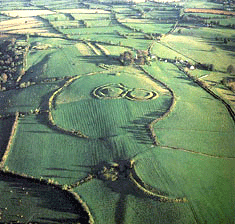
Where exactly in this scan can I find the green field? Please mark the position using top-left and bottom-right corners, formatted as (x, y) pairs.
(0, 0), (234, 223)
(0, 172), (88, 223)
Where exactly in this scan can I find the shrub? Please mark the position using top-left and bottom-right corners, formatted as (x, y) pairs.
(227, 65), (235, 74)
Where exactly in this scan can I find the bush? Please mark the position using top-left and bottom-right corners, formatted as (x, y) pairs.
(227, 65), (235, 74)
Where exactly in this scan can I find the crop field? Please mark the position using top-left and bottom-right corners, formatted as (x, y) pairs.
(123, 22), (174, 34)
(0, 0), (234, 223)
(0, 10), (55, 18)
(184, 8), (235, 16)
(0, 16), (61, 37)
(0, 1), (40, 10)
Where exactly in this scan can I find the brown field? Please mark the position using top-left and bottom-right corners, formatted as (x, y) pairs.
(57, 9), (110, 14)
(184, 8), (235, 16)
(0, 17), (61, 37)
(0, 10), (55, 18)
(75, 43), (93, 56)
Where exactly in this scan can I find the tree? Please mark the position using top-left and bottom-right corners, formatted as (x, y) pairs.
(0, 73), (8, 83)
(227, 65), (235, 74)
(211, 46), (216, 51)
(120, 51), (134, 66)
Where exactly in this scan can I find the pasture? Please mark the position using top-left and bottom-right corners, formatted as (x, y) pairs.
(145, 62), (235, 156)
(0, 0), (234, 223)
(0, 172), (87, 223)
(161, 31), (235, 71)
(53, 70), (171, 139)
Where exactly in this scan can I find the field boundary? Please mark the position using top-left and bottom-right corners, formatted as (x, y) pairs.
(0, 112), (19, 169)
(177, 66), (235, 122)
(129, 169), (186, 203)
(161, 145), (235, 159)
(48, 75), (89, 138)
(94, 43), (110, 56)
(138, 66), (176, 145)
(69, 190), (94, 224)
(85, 42), (101, 55)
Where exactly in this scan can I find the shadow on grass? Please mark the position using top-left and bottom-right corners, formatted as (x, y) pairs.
(77, 55), (121, 66)
(121, 106), (170, 145)
(0, 117), (15, 160)
(0, 171), (89, 223)
(207, 40), (235, 57)
(21, 53), (53, 83)
(175, 76), (200, 87)
(93, 159), (182, 224)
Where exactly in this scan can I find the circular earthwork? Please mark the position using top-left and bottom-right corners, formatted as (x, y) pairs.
(92, 83), (158, 101)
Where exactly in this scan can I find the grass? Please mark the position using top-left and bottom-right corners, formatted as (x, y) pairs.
(1, 2), (235, 223)
(71, 13), (110, 21)
(181, 0), (224, 9)
(4, 114), (91, 185)
(162, 31), (235, 71)
(124, 22), (174, 34)
(144, 61), (235, 156)
(74, 176), (195, 224)
(0, 117), (15, 160)
(0, 172), (85, 223)
(1, 83), (59, 114)
(74, 179), (120, 224)
(133, 147), (235, 223)
(54, 70), (171, 140)
(26, 39), (103, 80)
(152, 42), (192, 62)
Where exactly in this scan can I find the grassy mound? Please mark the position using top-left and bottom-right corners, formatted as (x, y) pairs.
(126, 88), (158, 101)
(92, 83), (127, 99)
(92, 83), (159, 101)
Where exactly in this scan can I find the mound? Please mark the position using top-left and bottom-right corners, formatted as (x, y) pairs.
(126, 88), (158, 101)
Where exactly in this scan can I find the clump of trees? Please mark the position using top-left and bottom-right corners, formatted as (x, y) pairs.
(119, 51), (134, 66)
(227, 65), (235, 74)
(221, 77), (235, 92)
(119, 50), (151, 66)
(195, 63), (214, 71)
(0, 37), (28, 91)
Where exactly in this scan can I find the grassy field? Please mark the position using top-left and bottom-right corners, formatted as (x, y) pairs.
(53, 70), (171, 139)
(0, 83), (59, 114)
(74, 178), (195, 224)
(145, 62), (235, 157)
(0, 172), (86, 223)
(0, 0), (234, 223)
(133, 147), (235, 223)
(161, 31), (235, 72)
(25, 38), (103, 80)
(0, 117), (15, 160)
(4, 114), (91, 185)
